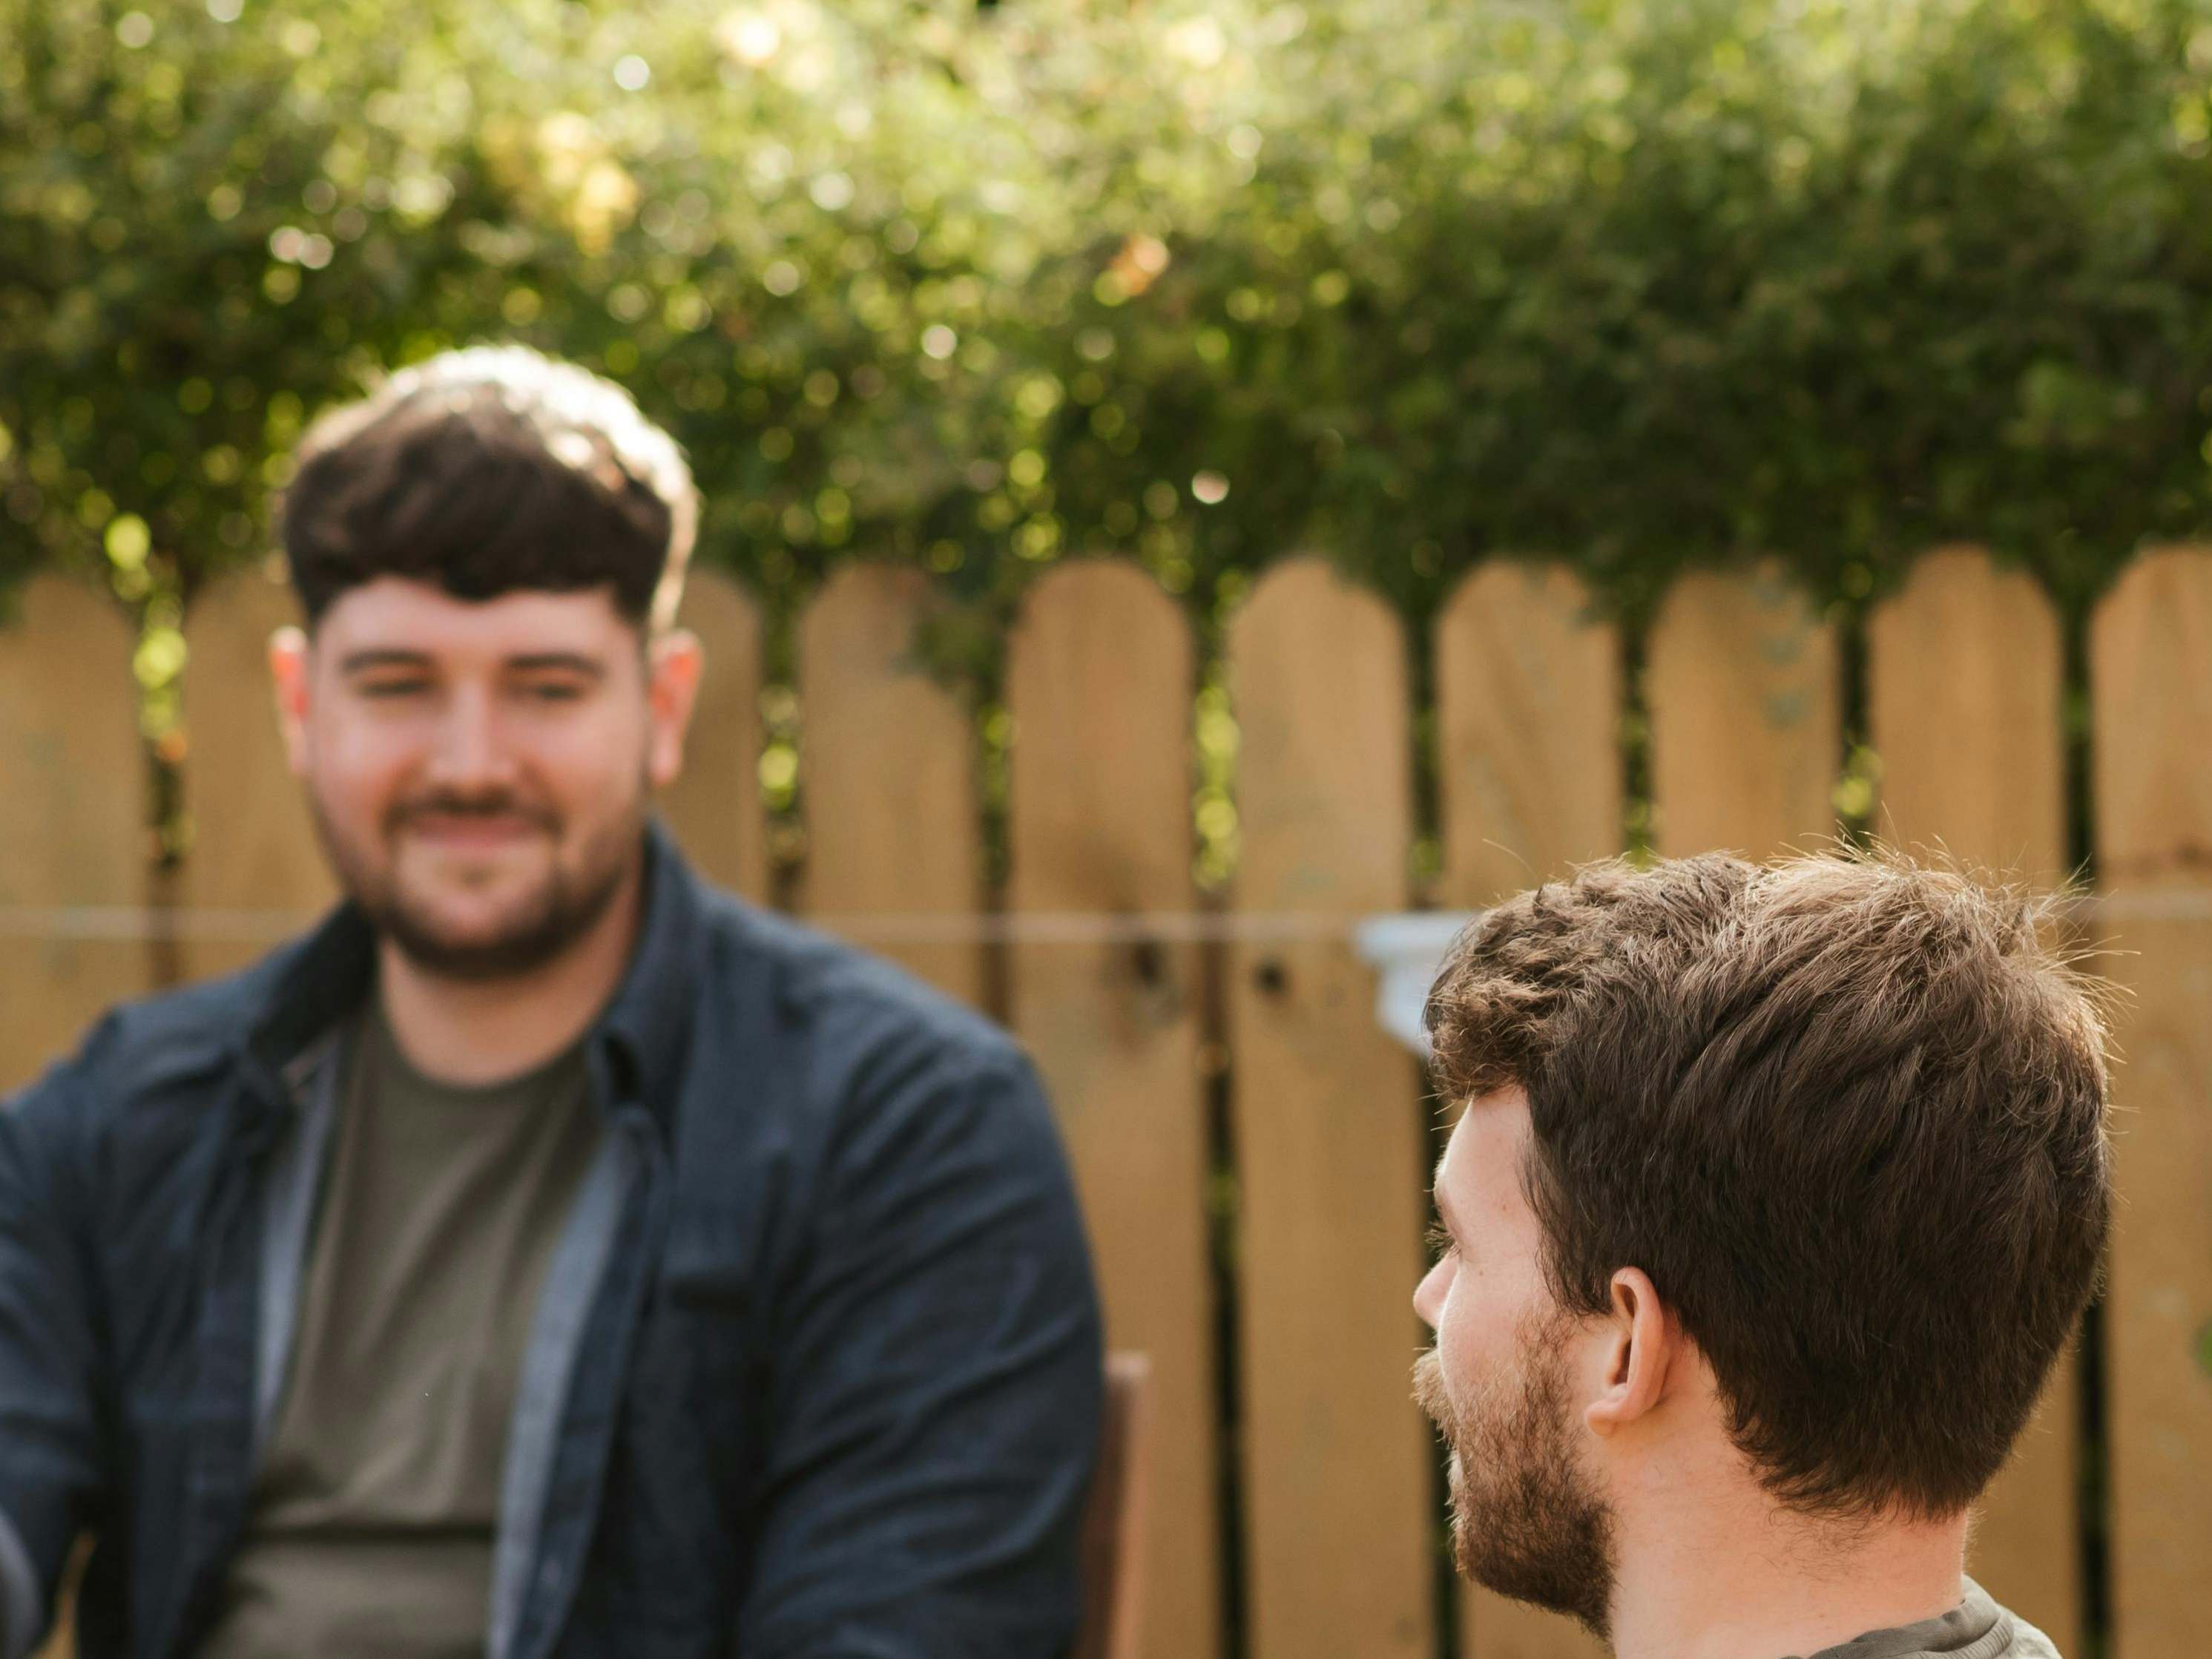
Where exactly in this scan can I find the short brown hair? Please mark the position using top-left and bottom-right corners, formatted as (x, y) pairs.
(280, 344), (697, 631)
(1423, 850), (2110, 1520)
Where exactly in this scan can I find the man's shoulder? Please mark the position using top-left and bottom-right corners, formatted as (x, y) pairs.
(0, 947), (312, 1234)
(6, 950), (284, 1120)
(677, 890), (1083, 1294)
(692, 887), (1024, 1080)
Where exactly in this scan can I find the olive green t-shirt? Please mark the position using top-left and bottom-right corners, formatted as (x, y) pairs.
(201, 1005), (601, 1658)
(1795, 1580), (2064, 1659)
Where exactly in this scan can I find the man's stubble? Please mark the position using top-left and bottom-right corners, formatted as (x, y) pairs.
(306, 778), (643, 982)
(1414, 1310), (1617, 1638)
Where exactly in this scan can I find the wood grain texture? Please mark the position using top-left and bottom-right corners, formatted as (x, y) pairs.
(659, 568), (768, 902)
(1004, 560), (1219, 1659)
(796, 562), (984, 1007)
(1647, 563), (1841, 860)
(1866, 545), (2079, 1652)
(1435, 560), (1616, 1658)
(1225, 559), (1432, 1659)
(2088, 546), (2212, 1659)
(1437, 561), (1622, 905)
(177, 566), (332, 982)
(0, 578), (148, 1093)
(1869, 547), (2067, 880)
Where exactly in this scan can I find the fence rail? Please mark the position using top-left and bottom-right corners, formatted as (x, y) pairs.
(4, 545), (2208, 1659)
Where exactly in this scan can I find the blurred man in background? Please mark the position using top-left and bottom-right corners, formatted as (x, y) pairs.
(0, 346), (1101, 1658)
(1415, 853), (2106, 1658)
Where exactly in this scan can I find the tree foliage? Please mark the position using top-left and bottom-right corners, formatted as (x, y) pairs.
(6, 0), (2212, 643)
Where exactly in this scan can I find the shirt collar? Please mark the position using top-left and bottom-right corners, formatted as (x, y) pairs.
(237, 818), (705, 1143)
(1800, 1579), (2012, 1659)
(588, 819), (703, 1137)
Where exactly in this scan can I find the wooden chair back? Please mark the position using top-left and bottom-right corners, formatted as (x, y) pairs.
(1073, 1352), (1153, 1659)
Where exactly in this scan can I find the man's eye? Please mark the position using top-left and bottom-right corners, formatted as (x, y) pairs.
(358, 679), (429, 699)
(1425, 1222), (1456, 1262)
(519, 680), (587, 703)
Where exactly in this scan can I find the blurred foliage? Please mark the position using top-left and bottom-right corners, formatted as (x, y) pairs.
(7, 0), (2212, 656)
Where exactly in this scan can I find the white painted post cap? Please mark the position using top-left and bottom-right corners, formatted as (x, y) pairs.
(1352, 911), (1478, 1056)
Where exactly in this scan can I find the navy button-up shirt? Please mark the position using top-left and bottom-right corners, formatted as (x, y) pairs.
(0, 826), (1103, 1658)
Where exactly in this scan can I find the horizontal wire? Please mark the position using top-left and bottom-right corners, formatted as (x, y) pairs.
(0, 905), (1372, 946)
(0, 888), (2205, 945)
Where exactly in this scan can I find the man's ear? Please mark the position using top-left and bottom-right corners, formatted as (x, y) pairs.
(268, 625), (313, 777)
(1584, 1267), (1676, 1438)
(645, 628), (705, 790)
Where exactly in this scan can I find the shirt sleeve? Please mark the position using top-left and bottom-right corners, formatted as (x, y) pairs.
(0, 1054), (112, 1658)
(737, 1046), (1104, 1659)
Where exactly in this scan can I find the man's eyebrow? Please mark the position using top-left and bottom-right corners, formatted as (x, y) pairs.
(505, 652), (607, 677)
(338, 648), (432, 674)
(1431, 1161), (1462, 1237)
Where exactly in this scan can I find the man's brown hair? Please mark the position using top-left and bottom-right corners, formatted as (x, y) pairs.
(280, 344), (697, 631)
(1423, 850), (2111, 1520)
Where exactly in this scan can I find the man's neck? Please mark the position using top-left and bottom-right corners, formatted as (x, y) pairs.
(376, 864), (645, 1087)
(1607, 1479), (1969, 1659)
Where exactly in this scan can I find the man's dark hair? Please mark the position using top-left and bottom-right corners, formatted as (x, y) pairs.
(1423, 850), (2111, 1521)
(279, 344), (697, 630)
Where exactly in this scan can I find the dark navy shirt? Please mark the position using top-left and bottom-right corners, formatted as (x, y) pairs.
(0, 826), (1103, 1658)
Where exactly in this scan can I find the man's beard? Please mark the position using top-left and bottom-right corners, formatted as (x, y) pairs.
(309, 786), (639, 982)
(1413, 1312), (1616, 1637)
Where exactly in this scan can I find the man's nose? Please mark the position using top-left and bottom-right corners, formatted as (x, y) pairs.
(424, 686), (517, 789)
(1413, 1259), (1446, 1331)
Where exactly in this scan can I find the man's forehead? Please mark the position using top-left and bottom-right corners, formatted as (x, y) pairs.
(1438, 1085), (1531, 1200)
(315, 576), (632, 654)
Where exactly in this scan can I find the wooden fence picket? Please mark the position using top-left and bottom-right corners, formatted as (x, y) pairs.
(0, 577), (148, 1092)
(1225, 558), (1432, 1659)
(1868, 548), (2069, 878)
(795, 562), (984, 1008)
(659, 568), (768, 903)
(1434, 560), (1618, 1659)
(2089, 546), (2212, 1659)
(177, 566), (332, 982)
(1867, 546), (2079, 1650)
(1647, 563), (1841, 859)
(1436, 560), (1622, 903)
(1004, 559), (1219, 1659)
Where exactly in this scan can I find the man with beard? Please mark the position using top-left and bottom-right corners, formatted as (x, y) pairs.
(1413, 853), (2106, 1658)
(0, 347), (1101, 1658)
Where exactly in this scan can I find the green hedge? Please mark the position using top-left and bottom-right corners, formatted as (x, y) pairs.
(6, 0), (2212, 643)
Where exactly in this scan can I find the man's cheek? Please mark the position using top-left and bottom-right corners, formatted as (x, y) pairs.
(305, 766), (375, 838)
(1441, 1296), (1512, 1398)
(311, 738), (406, 821)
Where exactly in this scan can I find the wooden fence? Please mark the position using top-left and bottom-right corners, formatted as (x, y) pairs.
(2, 546), (2208, 1659)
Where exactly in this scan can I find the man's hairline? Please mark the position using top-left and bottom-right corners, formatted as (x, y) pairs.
(1433, 1080), (1534, 1241)
(296, 574), (681, 654)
